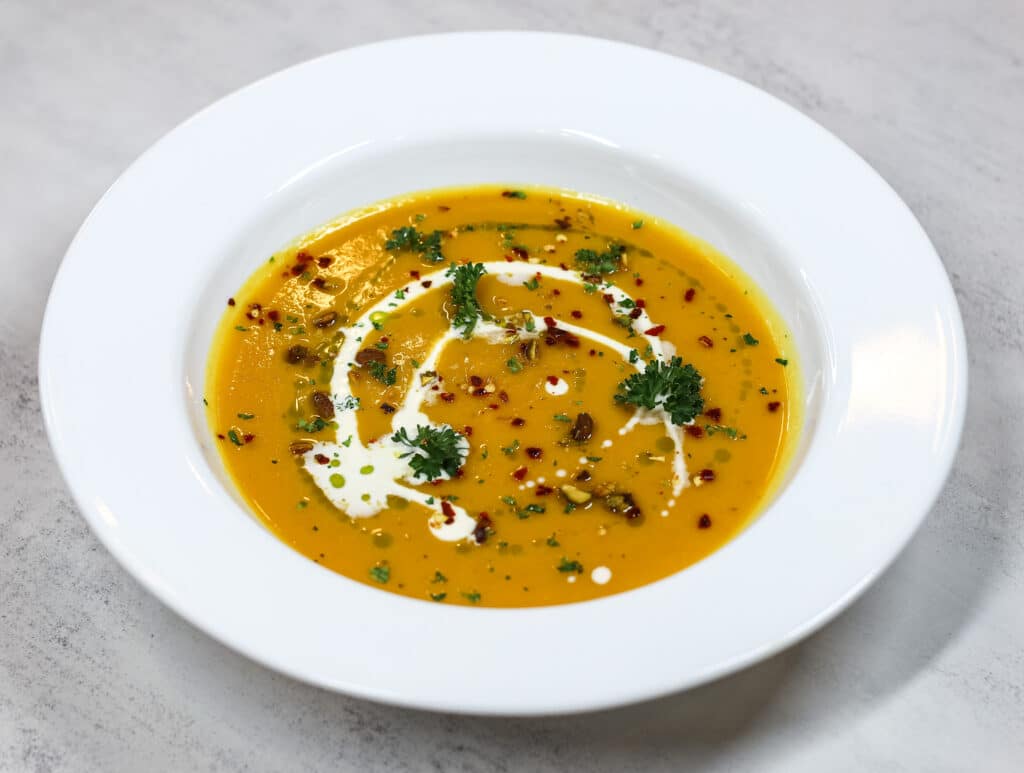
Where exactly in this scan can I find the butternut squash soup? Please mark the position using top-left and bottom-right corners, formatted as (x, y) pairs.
(207, 185), (798, 606)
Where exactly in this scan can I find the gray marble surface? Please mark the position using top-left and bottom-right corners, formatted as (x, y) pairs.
(2, 1), (1021, 770)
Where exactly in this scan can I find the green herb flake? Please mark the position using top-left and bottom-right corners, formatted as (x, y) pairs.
(384, 226), (445, 263)
(370, 564), (390, 584)
(553, 413), (571, 423)
(429, 592), (447, 602)
(234, 325), (249, 332)
(503, 190), (527, 199)
(507, 357), (523, 374)
(367, 360), (398, 386)
(227, 429), (243, 446)
(775, 358), (789, 367)
(500, 496), (517, 507)
(523, 277), (540, 291)
(574, 243), (625, 276)
(410, 358), (421, 369)
(462, 591), (482, 604)
(632, 219), (644, 229)
(557, 557), (584, 574)
(546, 535), (560, 547)
(501, 439), (520, 456)
(586, 455), (602, 462)
(236, 412), (255, 420)
(742, 332), (760, 346)
(432, 571), (447, 584)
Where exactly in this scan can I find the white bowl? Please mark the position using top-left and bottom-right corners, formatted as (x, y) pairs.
(39, 32), (967, 715)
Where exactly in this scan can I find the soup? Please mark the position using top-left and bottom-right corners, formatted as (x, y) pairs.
(206, 185), (798, 606)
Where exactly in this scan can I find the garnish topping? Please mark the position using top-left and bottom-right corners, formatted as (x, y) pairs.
(384, 226), (445, 263)
(446, 262), (489, 337)
(392, 425), (466, 481)
(614, 356), (704, 425)
(574, 243), (625, 276)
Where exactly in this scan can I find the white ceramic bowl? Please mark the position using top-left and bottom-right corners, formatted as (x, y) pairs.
(39, 32), (966, 715)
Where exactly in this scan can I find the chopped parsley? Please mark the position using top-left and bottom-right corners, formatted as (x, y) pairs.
(632, 219), (644, 229)
(369, 564), (390, 584)
(227, 429), (243, 446)
(500, 496), (517, 507)
(236, 412), (254, 420)
(446, 262), (489, 337)
(503, 190), (527, 199)
(501, 439), (520, 456)
(367, 360), (397, 386)
(523, 277), (540, 291)
(507, 357), (523, 373)
(546, 535), (560, 547)
(574, 243), (625, 275)
(775, 358), (789, 366)
(553, 413), (571, 422)
(614, 356), (704, 425)
(384, 226), (444, 263)
(462, 591), (482, 604)
(392, 425), (466, 481)
(429, 592), (447, 602)
(557, 557), (584, 574)
(742, 332), (759, 346)
(432, 570), (447, 584)
(295, 417), (329, 433)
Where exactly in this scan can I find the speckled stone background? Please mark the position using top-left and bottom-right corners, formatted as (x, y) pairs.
(2, 1), (1022, 770)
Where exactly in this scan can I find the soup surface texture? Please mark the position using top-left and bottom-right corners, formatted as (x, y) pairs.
(207, 185), (798, 606)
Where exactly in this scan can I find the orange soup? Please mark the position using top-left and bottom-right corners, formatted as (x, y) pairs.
(207, 185), (798, 606)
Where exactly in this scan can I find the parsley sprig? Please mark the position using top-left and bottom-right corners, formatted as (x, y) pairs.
(446, 262), (489, 337)
(392, 425), (467, 481)
(574, 243), (625, 276)
(614, 356), (704, 425)
(367, 360), (397, 386)
(385, 226), (445, 263)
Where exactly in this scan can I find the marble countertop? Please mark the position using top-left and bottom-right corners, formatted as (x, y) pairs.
(2, 1), (1021, 770)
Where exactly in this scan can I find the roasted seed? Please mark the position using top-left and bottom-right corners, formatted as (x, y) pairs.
(286, 345), (309, 364)
(289, 440), (314, 455)
(355, 348), (386, 365)
(311, 391), (335, 419)
(560, 484), (592, 504)
(312, 310), (338, 329)
(569, 412), (594, 442)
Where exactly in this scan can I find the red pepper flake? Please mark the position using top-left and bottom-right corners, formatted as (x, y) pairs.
(242, 433), (255, 443)
(699, 469), (715, 482)
(421, 280), (432, 288)
(543, 316), (556, 328)
(698, 335), (714, 348)
(441, 500), (456, 524)
(629, 307), (643, 319)
(437, 205), (450, 212)
(216, 433), (225, 440)
(546, 375), (559, 386)
(571, 310), (582, 319)
(316, 256), (333, 268)
(227, 297), (236, 306)
(471, 387), (489, 397)
(469, 375), (484, 387)
(602, 293), (615, 304)
(767, 401), (781, 413)
(511, 417), (526, 427)
(511, 246), (529, 260)
(698, 513), (712, 529)
(488, 403), (499, 410)
(552, 288), (561, 296)
(289, 263), (306, 277)
(589, 349), (597, 357)
(410, 270), (421, 279)
(296, 251), (314, 263)
(462, 425), (473, 437)
(513, 466), (528, 481)
(267, 309), (280, 322)
(559, 262), (569, 271)
(704, 407), (722, 421)
(472, 513), (492, 544)
(313, 453), (330, 465)
(504, 255), (515, 262)
(635, 278), (644, 287)
(644, 325), (666, 337)
(684, 425), (704, 438)
(684, 288), (696, 302)
(535, 485), (553, 496)
(635, 299), (646, 308)
(440, 392), (455, 403)
(525, 447), (542, 459)
(498, 390), (510, 403)
(554, 216), (571, 229)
